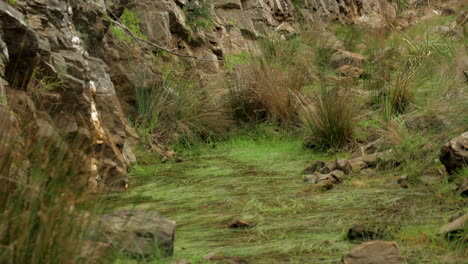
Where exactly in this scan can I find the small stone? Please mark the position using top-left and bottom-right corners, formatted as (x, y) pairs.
(303, 161), (325, 174)
(334, 158), (352, 174)
(314, 179), (334, 191)
(349, 160), (368, 171)
(330, 170), (346, 183)
(458, 178), (468, 197)
(228, 219), (254, 229)
(318, 162), (336, 174)
(439, 132), (468, 175)
(175, 157), (183, 163)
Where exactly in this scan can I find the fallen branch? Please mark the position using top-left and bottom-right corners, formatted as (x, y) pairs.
(106, 9), (225, 62)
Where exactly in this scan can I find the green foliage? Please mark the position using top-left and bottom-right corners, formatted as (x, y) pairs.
(184, 0), (214, 30)
(110, 9), (147, 43)
(105, 130), (467, 263)
(9, 0), (17, 4)
(390, 0), (408, 12)
(0, 138), (95, 263)
(225, 51), (250, 71)
(132, 58), (232, 148)
(298, 87), (355, 150)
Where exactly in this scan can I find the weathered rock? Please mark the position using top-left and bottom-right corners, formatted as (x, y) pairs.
(314, 179), (334, 191)
(303, 161), (325, 174)
(439, 132), (468, 175)
(334, 158), (352, 174)
(438, 213), (468, 239)
(330, 170), (346, 183)
(330, 49), (368, 69)
(459, 178), (468, 197)
(341, 241), (404, 264)
(97, 210), (176, 257)
(336, 65), (365, 78)
(349, 159), (368, 171)
(304, 173), (329, 184)
(0, 0), (136, 190)
(304, 0), (396, 28)
(318, 162), (336, 174)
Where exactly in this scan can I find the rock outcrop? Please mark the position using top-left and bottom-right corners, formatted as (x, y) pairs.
(439, 132), (468, 175)
(0, 0), (136, 190)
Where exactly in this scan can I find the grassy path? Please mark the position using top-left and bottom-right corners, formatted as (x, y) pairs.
(107, 134), (467, 264)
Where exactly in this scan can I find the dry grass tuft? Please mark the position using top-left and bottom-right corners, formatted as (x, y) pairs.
(0, 133), (97, 264)
(297, 87), (356, 149)
(229, 56), (305, 125)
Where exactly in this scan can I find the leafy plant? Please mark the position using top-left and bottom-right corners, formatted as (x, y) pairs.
(110, 9), (147, 43)
(184, 0), (214, 30)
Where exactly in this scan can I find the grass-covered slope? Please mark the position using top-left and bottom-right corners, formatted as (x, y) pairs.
(107, 128), (466, 264)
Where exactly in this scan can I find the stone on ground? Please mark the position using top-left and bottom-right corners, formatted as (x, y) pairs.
(439, 132), (468, 175)
(341, 241), (404, 264)
(438, 213), (468, 239)
(97, 210), (176, 258)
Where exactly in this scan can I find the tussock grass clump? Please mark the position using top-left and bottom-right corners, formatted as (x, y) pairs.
(133, 67), (233, 147)
(229, 56), (304, 125)
(0, 137), (96, 264)
(228, 37), (311, 125)
(298, 87), (356, 149)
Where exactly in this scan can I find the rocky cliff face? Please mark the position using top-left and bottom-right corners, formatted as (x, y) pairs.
(0, 0), (398, 190)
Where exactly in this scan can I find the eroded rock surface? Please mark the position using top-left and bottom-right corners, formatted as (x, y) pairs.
(440, 132), (468, 175)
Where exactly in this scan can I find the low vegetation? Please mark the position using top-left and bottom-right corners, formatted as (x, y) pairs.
(2, 1), (466, 264)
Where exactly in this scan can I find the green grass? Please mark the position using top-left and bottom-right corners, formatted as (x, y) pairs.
(103, 129), (467, 264)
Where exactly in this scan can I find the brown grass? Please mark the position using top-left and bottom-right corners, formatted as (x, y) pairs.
(0, 131), (97, 264)
(297, 87), (356, 149)
(229, 55), (306, 125)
